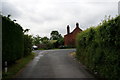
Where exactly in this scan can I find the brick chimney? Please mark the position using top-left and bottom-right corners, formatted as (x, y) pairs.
(76, 23), (79, 27)
(67, 25), (70, 34)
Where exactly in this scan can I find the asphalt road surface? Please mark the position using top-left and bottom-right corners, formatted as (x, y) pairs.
(16, 49), (94, 78)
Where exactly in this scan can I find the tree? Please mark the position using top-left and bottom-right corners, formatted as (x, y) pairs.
(57, 36), (64, 45)
(41, 36), (49, 44)
(38, 36), (53, 49)
(50, 31), (64, 48)
(50, 31), (62, 40)
(33, 35), (41, 45)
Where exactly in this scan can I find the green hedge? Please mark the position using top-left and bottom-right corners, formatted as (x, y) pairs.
(2, 16), (24, 64)
(24, 35), (33, 56)
(76, 16), (120, 80)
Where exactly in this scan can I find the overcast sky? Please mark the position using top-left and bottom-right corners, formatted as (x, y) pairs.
(1, 0), (120, 38)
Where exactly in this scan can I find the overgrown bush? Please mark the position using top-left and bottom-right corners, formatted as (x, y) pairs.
(2, 16), (24, 64)
(76, 15), (120, 80)
(24, 35), (33, 56)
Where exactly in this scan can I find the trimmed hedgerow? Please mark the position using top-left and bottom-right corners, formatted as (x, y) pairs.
(76, 15), (120, 80)
(2, 16), (24, 64)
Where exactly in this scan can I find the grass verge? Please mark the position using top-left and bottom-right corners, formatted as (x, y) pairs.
(69, 52), (76, 57)
(2, 52), (35, 79)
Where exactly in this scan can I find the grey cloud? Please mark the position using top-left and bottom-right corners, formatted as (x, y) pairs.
(2, 0), (118, 37)
(29, 14), (60, 24)
(118, 1), (120, 15)
(2, 2), (21, 18)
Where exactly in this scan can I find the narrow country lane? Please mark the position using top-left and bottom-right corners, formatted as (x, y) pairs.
(16, 49), (95, 78)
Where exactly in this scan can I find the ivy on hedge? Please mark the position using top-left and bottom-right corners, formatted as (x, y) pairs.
(76, 15), (120, 80)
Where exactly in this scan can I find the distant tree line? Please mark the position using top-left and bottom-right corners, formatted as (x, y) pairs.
(32, 31), (64, 49)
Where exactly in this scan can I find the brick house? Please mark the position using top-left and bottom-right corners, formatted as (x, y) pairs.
(64, 23), (82, 47)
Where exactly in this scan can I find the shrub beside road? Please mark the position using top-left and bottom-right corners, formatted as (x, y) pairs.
(2, 15), (34, 79)
(76, 15), (120, 80)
